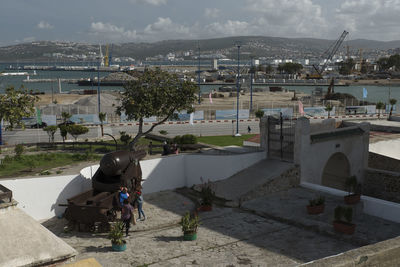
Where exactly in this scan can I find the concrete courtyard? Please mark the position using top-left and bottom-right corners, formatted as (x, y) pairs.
(42, 188), (400, 267)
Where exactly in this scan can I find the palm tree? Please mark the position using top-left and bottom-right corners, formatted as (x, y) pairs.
(325, 102), (333, 118)
(61, 112), (72, 123)
(98, 112), (106, 137)
(376, 101), (385, 119)
(389, 98), (397, 117)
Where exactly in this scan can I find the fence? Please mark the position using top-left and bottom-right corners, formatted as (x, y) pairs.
(30, 141), (206, 155)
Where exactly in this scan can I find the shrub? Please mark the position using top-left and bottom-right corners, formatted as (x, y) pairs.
(180, 212), (199, 233)
(14, 144), (25, 157)
(108, 221), (125, 245)
(308, 196), (325, 207)
(174, 134), (197, 145)
(40, 170), (51, 175)
(159, 130), (168, 135)
(334, 205), (353, 223)
(119, 131), (132, 145)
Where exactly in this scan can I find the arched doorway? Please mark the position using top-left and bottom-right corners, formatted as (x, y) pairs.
(321, 152), (350, 190)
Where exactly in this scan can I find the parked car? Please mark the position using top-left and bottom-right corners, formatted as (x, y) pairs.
(58, 120), (75, 127)
(30, 122), (47, 129)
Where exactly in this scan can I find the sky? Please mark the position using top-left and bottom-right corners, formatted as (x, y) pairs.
(1, 0), (400, 46)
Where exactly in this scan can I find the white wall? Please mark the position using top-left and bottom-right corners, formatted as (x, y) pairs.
(141, 156), (186, 194)
(7, 152), (265, 221)
(0, 175), (92, 221)
(184, 152), (266, 187)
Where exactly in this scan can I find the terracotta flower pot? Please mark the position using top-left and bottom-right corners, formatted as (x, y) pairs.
(333, 221), (356, 235)
(344, 194), (361, 205)
(197, 205), (212, 212)
(307, 204), (324, 215)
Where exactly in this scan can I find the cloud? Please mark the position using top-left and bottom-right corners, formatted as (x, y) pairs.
(203, 20), (251, 36)
(37, 21), (54, 30)
(335, 0), (400, 40)
(23, 37), (36, 43)
(244, 0), (328, 38)
(204, 8), (220, 18)
(130, 0), (167, 5)
(90, 22), (138, 40)
(143, 17), (191, 40)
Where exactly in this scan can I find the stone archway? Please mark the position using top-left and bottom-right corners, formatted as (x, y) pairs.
(321, 152), (350, 190)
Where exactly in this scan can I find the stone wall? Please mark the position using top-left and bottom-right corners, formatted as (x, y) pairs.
(368, 152), (400, 173)
(364, 168), (400, 203)
(240, 165), (300, 202)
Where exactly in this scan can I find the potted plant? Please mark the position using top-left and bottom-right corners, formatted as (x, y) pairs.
(307, 196), (325, 215)
(198, 178), (215, 212)
(333, 205), (356, 235)
(344, 175), (361, 204)
(180, 212), (199, 241)
(108, 221), (127, 251)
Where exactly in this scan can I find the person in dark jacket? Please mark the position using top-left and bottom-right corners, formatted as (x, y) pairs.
(121, 199), (134, 236)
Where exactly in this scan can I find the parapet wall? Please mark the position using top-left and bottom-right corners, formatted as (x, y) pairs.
(364, 168), (400, 203)
(368, 152), (400, 172)
(301, 236), (400, 267)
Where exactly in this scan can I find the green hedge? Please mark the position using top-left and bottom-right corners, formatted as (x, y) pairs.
(173, 134), (197, 144)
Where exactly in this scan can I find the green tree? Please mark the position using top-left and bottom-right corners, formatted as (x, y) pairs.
(338, 58), (355, 75)
(0, 86), (38, 130)
(43, 126), (58, 143)
(67, 125), (89, 141)
(255, 109), (265, 119)
(377, 54), (400, 71)
(116, 68), (198, 149)
(277, 63), (303, 74)
(61, 112), (72, 123)
(98, 112), (106, 137)
(59, 125), (68, 142)
(265, 65), (273, 74)
(376, 101), (385, 119)
(325, 103), (333, 118)
(389, 98), (397, 117)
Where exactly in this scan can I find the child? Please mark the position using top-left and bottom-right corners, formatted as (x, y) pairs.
(119, 187), (129, 207)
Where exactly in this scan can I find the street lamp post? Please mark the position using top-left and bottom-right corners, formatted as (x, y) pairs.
(97, 58), (101, 114)
(235, 44), (241, 136)
(250, 57), (254, 112)
(388, 77), (391, 105)
(198, 44), (201, 104)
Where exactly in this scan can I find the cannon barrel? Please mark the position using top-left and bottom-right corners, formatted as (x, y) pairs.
(100, 150), (146, 177)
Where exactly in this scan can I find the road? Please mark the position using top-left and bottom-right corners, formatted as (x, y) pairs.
(1, 120), (261, 145)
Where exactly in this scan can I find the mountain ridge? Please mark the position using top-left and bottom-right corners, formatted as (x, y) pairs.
(1, 35), (399, 62)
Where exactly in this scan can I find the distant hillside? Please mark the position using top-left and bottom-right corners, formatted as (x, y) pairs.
(0, 36), (399, 62)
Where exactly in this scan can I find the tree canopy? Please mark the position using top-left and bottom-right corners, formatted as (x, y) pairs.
(116, 68), (198, 148)
(277, 62), (303, 74)
(377, 54), (400, 71)
(0, 86), (38, 130)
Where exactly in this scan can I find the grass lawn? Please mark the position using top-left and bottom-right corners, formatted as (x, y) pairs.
(197, 134), (256, 147)
(0, 153), (102, 178)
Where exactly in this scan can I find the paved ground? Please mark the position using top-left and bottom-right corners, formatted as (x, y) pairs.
(41, 187), (400, 267)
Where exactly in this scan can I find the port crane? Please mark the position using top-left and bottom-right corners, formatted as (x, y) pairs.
(308, 30), (349, 79)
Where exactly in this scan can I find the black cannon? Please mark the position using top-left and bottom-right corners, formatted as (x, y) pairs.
(64, 150), (146, 231)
